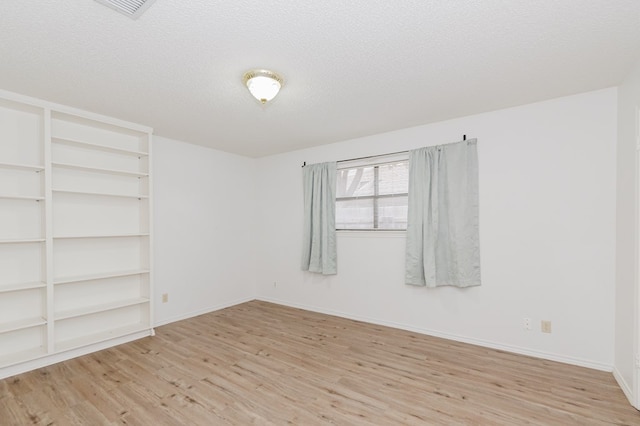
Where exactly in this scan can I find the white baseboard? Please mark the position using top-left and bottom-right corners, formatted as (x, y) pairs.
(154, 296), (255, 327)
(256, 296), (613, 372)
(0, 329), (152, 381)
(613, 366), (636, 408)
(1, 296), (618, 384)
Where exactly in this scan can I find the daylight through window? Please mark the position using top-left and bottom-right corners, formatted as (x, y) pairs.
(336, 155), (409, 230)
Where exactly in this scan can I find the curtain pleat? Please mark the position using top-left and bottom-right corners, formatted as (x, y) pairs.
(405, 140), (480, 287)
(301, 162), (337, 275)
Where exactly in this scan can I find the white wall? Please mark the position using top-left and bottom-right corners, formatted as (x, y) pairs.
(615, 58), (640, 405)
(255, 89), (618, 370)
(153, 136), (256, 325)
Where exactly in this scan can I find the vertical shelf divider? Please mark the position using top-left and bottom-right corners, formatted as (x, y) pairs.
(146, 133), (155, 335)
(44, 108), (54, 354)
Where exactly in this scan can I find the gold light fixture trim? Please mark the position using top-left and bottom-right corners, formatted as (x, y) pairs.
(242, 69), (284, 104)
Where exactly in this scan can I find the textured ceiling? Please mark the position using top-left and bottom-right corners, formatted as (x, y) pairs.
(1, 1), (639, 157)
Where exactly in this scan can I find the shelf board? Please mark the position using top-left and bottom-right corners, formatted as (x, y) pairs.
(55, 323), (152, 353)
(0, 238), (45, 244)
(52, 162), (148, 178)
(0, 347), (47, 368)
(0, 194), (44, 201)
(53, 233), (149, 240)
(52, 137), (148, 157)
(0, 162), (44, 171)
(55, 298), (150, 321)
(0, 317), (47, 334)
(0, 281), (46, 293)
(54, 269), (150, 285)
(52, 189), (148, 199)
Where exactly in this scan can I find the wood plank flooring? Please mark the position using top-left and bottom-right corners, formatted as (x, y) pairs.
(1, 300), (639, 425)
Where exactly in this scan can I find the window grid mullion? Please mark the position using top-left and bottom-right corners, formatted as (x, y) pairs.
(336, 193), (408, 202)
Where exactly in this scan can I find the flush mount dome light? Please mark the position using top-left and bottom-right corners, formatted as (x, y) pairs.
(94, 0), (157, 19)
(242, 69), (283, 104)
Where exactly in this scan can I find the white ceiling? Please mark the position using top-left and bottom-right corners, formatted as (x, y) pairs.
(1, 1), (639, 157)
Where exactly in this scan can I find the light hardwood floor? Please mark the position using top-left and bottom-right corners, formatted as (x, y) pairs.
(0, 300), (638, 425)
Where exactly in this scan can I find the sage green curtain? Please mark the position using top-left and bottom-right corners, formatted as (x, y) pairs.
(405, 139), (480, 287)
(301, 162), (337, 275)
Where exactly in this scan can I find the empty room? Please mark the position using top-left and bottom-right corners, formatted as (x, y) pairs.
(1, 1), (640, 424)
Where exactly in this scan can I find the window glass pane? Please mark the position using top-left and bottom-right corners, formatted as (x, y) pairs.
(377, 196), (408, 229)
(336, 167), (374, 198)
(378, 161), (409, 195)
(335, 156), (408, 230)
(336, 199), (374, 229)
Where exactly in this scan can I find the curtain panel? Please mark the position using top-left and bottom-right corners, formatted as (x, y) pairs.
(405, 139), (481, 287)
(301, 162), (338, 275)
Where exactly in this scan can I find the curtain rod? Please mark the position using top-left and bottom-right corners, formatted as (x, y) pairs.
(302, 135), (469, 167)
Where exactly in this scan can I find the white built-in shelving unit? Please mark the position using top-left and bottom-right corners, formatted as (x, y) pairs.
(0, 90), (153, 378)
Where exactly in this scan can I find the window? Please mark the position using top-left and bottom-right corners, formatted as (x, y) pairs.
(336, 154), (409, 230)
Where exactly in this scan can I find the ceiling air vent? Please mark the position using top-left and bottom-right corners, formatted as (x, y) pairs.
(94, 0), (157, 19)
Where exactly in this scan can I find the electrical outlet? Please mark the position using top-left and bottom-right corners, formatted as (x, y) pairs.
(523, 318), (532, 331)
(635, 354), (640, 368)
(273, 282), (277, 288)
(162, 293), (168, 303)
(541, 320), (552, 333)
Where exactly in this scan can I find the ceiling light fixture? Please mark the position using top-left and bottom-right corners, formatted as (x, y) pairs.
(242, 69), (283, 104)
(94, 0), (157, 19)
